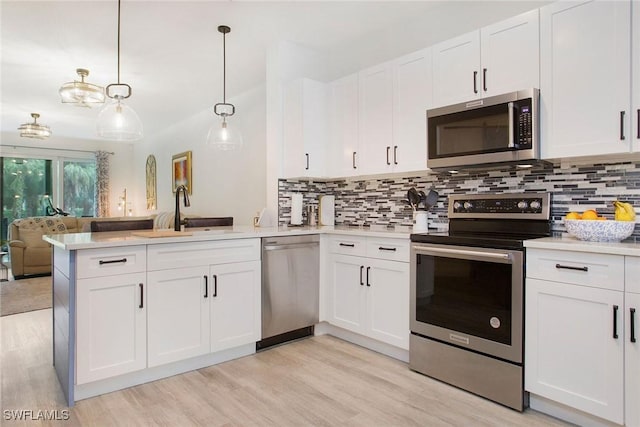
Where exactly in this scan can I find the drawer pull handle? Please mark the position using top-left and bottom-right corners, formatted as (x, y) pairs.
(366, 266), (371, 287)
(360, 266), (364, 286)
(631, 308), (636, 343)
(204, 275), (208, 298)
(613, 305), (619, 339)
(99, 258), (127, 265)
(555, 263), (588, 272)
(379, 247), (397, 252)
(139, 283), (144, 309)
(339, 243), (355, 247)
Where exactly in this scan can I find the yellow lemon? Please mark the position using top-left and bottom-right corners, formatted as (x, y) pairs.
(565, 212), (582, 220)
(581, 210), (599, 220)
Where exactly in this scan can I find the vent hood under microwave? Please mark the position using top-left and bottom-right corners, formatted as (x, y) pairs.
(427, 89), (540, 171)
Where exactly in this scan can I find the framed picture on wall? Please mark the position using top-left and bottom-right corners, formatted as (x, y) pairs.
(172, 151), (192, 194)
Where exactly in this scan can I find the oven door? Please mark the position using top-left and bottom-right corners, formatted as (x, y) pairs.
(410, 243), (523, 363)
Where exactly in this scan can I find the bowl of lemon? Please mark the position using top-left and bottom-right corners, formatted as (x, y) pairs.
(564, 201), (636, 242)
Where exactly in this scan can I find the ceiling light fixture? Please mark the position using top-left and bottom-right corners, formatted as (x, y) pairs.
(18, 113), (52, 139)
(206, 25), (242, 150)
(97, 0), (143, 141)
(59, 68), (105, 107)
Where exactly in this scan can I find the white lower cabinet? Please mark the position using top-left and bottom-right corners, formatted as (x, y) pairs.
(326, 236), (409, 350)
(625, 257), (640, 427)
(76, 272), (147, 384)
(147, 266), (210, 367)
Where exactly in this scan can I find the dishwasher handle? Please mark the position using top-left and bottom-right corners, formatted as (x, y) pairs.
(263, 242), (319, 251)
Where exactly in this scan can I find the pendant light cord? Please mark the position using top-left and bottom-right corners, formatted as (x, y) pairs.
(117, 0), (121, 84)
(222, 30), (226, 103)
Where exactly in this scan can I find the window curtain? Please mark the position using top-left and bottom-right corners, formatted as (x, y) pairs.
(95, 151), (110, 217)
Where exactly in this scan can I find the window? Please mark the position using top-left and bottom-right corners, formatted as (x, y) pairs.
(63, 160), (96, 217)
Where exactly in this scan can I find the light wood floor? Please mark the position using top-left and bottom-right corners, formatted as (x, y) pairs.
(1, 309), (569, 426)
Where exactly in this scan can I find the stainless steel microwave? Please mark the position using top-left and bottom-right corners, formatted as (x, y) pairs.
(427, 89), (539, 171)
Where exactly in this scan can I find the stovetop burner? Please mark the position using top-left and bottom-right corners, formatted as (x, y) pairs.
(410, 193), (552, 249)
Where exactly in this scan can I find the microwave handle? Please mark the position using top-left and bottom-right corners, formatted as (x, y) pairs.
(508, 101), (515, 148)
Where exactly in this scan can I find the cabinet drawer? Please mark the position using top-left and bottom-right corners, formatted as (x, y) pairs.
(77, 246), (146, 279)
(148, 238), (260, 271)
(526, 248), (624, 292)
(328, 235), (367, 256)
(626, 256), (640, 294)
(365, 238), (409, 262)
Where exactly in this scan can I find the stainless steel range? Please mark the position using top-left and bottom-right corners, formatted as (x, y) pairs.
(409, 193), (551, 411)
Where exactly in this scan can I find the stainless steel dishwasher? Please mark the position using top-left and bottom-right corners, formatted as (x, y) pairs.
(258, 235), (319, 349)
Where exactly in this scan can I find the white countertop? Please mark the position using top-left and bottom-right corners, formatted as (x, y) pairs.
(524, 234), (640, 256)
(43, 225), (412, 251)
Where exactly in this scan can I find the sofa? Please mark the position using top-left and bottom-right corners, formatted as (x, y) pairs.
(7, 214), (170, 279)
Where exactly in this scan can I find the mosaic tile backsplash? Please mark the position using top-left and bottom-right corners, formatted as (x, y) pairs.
(278, 160), (640, 238)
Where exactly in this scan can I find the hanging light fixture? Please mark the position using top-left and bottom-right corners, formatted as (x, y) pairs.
(97, 0), (143, 141)
(206, 25), (243, 150)
(18, 113), (52, 139)
(59, 68), (105, 107)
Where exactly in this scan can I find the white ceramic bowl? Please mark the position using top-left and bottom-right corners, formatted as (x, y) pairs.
(564, 219), (635, 242)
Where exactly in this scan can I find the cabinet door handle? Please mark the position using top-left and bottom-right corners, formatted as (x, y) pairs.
(555, 263), (588, 272)
(204, 275), (208, 298)
(339, 243), (355, 247)
(352, 152), (357, 169)
(99, 258), (127, 265)
(213, 274), (218, 297)
(473, 71), (478, 94)
(366, 266), (371, 287)
(613, 305), (619, 339)
(139, 283), (144, 309)
(305, 153), (309, 170)
(393, 146), (398, 165)
(631, 308), (637, 343)
(360, 266), (364, 286)
(637, 109), (640, 139)
(483, 68), (487, 92)
(386, 146), (391, 165)
(620, 111), (626, 140)
(379, 246), (397, 252)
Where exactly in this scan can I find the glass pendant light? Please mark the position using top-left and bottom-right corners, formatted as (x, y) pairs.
(206, 25), (242, 150)
(97, 0), (143, 141)
(59, 68), (105, 107)
(18, 113), (52, 139)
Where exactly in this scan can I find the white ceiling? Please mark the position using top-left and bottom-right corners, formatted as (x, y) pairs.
(1, 0), (547, 142)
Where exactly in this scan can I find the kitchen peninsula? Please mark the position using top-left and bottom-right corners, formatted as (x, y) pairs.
(44, 225), (410, 406)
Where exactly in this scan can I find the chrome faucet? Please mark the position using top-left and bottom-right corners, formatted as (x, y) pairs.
(174, 185), (190, 231)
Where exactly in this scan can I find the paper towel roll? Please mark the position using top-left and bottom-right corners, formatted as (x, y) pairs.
(291, 193), (303, 225)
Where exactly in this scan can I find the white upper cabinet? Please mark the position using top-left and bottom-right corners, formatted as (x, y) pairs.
(432, 9), (539, 107)
(633, 4), (640, 152)
(392, 48), (431, 173)
(282, 78), (327, 178)
(359, 49), (431, 175)
(328, 73), (359, 177)
(540, 0), (631, 158)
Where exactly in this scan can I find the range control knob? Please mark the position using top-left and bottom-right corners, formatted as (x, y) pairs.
(453, 201), (462, 210)
(463, 201), (473, 210)
(517, 201), (528, 210)
(530, 200), (541, 210)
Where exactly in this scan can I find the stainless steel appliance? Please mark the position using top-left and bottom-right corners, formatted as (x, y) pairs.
(258, 235), (319, 349)
(409, 193), (551, 411)
(427, 89), (539, 170)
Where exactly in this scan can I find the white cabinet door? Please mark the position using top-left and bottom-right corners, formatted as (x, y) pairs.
(147, 266), (210, 367)
(540, 0), (631, 158)
(366, 259), (410, 350)
(329, 73), (359, 177)
(359, 62), (394, 175)
(432, 31), (480, 107)
(633, 4), (640, 152)
(210, 261), (261, 352)
(327, 254), (366, 334)
(282, 78), (327, 178)
(525, 278), (624, 424)
(626, 291), (640, 427)
(76, 272), (146, 384)
(481, 9), (539, 97)
(392, 48), (430, 173)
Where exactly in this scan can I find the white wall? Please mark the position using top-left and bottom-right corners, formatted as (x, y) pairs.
(0, 132), (134, 217)
(131, 85), (266, 226)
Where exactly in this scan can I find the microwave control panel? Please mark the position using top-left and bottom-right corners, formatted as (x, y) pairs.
(516, 99), (533, 147)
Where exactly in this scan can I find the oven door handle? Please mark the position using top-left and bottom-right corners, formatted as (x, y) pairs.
(412, 245), (512, 262)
